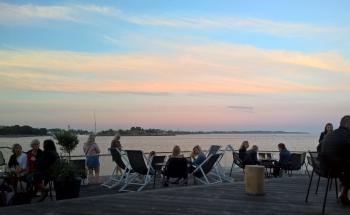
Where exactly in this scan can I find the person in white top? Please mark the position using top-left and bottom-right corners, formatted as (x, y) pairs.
(83, 134), (101, 184)
(8, 144), (27, 176)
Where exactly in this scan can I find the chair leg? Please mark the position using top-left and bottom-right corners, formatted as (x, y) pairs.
(305, 169), (314, 203)
(229, 162), (234, 177)
(315, 175), (321, 194)
(335, 178), (339, 202)
(322, 174), (331, 214)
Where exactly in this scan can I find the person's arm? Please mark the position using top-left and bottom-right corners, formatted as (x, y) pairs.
(95, 144), (101, 154)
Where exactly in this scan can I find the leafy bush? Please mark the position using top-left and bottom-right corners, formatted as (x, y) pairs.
(54, 130), (79, 159)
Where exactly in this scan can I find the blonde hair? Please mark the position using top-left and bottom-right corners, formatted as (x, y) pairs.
(110, 135), (122, 149)
(30, 139), (40, 147)
(193, 145), (202, 152)
(172, 145), (181, 157)
(84, 134), (95, 149)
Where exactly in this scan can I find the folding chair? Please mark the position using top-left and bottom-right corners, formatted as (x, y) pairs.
(102, 148), (132, 189)
(305, 151), (340, 214)
(192, 153), (223, 185)
(119, 150), (154, 192)
(230, 150), (245, 176)
(151, 155), (166, 188)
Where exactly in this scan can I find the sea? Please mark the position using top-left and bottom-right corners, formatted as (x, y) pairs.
(0, 133), (319, 176)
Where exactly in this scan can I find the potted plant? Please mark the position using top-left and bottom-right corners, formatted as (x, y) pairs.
(53, 130), (81, 200)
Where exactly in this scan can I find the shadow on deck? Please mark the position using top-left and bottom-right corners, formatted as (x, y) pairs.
(1, 175), (349, 214)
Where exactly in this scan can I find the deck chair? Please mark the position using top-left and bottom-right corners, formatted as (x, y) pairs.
(102, 148), (132, 189)
(151, 155), (166, 188)
(162, 157), (188, 185)
(192, 153), (223, 184)
(0, 150), (5, 167)
(305, 151), (340, 214)
(230, 150), (245, 176)
(119, 150), (154, 192)
(283, 153), (304, 176)
(206, 145), (221, 157)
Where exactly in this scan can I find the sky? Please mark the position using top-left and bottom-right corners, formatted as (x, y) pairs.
(0, 0), (349, 132)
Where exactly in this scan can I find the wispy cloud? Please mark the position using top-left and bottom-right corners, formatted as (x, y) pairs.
(1, 41), (349, 95)
(0, 2), (119, 24)
(0, 2), (348, 38)
(228, 106), (254, 113)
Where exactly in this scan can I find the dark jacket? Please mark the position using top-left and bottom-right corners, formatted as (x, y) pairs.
(37, 150), (60, 176)
(279, 148), (291, 168)
(320, 126), (350, 161)
(243, 149), (260, 165)
(238, 148), (247, 162)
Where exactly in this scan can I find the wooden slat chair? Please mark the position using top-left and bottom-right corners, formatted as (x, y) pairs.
(305, 151), (340, 214)
(102, 148), (132, 189)
(192, 153), (223, 185)
(119, 150), (154, 192)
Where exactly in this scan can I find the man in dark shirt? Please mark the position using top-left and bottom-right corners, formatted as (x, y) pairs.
(320, 115), (350, 205)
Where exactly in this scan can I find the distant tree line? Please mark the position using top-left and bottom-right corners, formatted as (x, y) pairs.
(0, 125), (47, 136)
(0, 125), (91, 136)
(97, 126), (176, 136)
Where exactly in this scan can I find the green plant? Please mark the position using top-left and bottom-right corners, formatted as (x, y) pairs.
(54, 130), (79, 160)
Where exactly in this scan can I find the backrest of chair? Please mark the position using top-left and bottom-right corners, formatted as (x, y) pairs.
(201, 153), (222, 174)
(232, 152), (244, 169)
(165, 157), (188, 177)
(109, 148), (126, 170)
(0, 151), (5, 166)
(289, 153), (303, 170)
(300, 152), (306, 166)
(266, 153), (272, 160)
(126, 150), (149, 175)
(308, 151), (320, 173)
(152, 155), (166, 170)
(207, 145), (221, 157)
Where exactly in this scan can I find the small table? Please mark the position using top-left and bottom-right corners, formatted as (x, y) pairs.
(260, 159), (277, 177)
(153, 162), (166, 188)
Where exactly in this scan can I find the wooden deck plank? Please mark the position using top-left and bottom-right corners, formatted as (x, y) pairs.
(0, 175), (349, 214)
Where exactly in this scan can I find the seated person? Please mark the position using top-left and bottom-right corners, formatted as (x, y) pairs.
(243, 145), (260, 165)
(319, 115), (350, 206)
(162, 145), (188, 186)
(273, 143), (291, 177)
(8, 144), (28, 187)
(26, 139), (43, 195)
(238, 141), (249, 162)
(191, 145), (206, 169)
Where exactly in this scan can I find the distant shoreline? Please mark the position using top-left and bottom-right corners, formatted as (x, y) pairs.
(0, 132), (309, 138)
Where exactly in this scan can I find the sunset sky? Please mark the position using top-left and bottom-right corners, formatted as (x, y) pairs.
(0, 0), (349, 132)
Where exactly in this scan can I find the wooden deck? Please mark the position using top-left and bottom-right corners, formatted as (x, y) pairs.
(1, 175), (349, 214)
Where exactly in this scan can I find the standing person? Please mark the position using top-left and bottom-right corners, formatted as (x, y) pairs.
(190, 145), (206, 169)
(319, 115), (350, 206)
(238, 141), (249, 161)
(317, 123), (333, 153)
(26, 139), (43, 195)
(84, 134), (101, 184)
(273, 143), (291, 177)
(243, 145), (260, 165)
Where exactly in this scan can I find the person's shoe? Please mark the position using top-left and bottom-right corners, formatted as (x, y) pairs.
(338, 196), (350, 206)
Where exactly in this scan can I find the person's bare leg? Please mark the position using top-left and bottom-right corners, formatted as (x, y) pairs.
(88, 169), (94, 184)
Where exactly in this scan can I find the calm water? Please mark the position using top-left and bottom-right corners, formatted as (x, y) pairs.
(0, 133), (318, 176)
